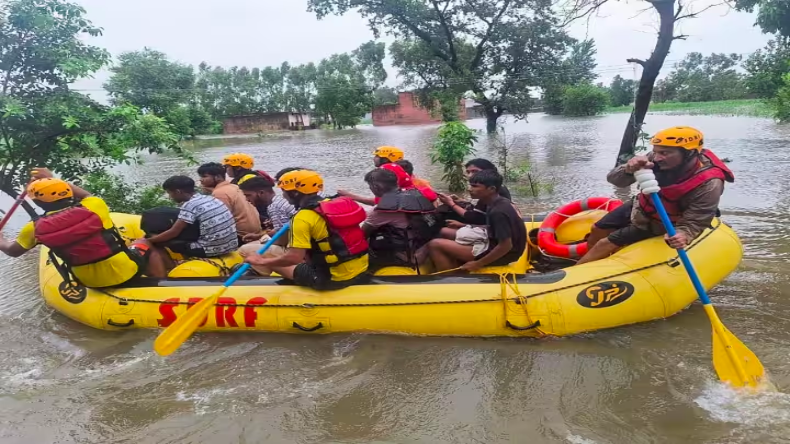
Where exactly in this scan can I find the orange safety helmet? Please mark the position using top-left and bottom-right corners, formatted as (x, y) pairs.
(222, 153), (255, 169)
(27, 178), (73, 203)
(373, 146), (404, 162)
(651, 127), (704, 151)
(277, 170), (324, 194)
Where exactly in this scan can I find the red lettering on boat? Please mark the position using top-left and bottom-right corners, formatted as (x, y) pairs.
(244, 297), (268, 327)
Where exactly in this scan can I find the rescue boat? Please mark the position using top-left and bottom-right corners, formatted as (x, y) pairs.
(37, 202), (743, 338)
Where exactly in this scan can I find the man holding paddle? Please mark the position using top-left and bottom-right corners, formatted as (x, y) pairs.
(578, 126), (735, 265)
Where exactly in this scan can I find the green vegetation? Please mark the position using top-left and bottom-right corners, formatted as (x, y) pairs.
(430, 122), (477, 192)
(0, 0), (184, 217)
(81, 171), (173, 214)
(562, 84), (610, 117)
(605, 99), (774, 118)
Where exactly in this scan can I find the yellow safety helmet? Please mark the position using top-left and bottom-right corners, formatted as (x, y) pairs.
(27, 178), (73, 203)
(277, 170), (324, 194)
(222, 153), (255, 169)
(373, 146), (404, 162)
(650, 127), (704, 151)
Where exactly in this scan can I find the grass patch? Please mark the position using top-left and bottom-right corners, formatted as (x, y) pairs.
(605, 99), (773, 118)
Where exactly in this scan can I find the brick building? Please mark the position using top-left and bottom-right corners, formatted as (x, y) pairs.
(222, 112), (314, 135)
(372, 91), (466, 126)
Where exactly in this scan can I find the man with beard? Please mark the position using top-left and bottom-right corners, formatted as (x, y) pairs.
(577, 126), (734, 265)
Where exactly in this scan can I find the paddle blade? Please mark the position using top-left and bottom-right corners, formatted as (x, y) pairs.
(711, 321), (766, 389)
(153, 289), (226, 357)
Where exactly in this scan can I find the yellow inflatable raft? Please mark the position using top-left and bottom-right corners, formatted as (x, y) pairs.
(38, 211), (743, 337)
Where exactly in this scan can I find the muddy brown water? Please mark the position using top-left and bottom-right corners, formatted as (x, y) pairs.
(1, 114), (789, 443)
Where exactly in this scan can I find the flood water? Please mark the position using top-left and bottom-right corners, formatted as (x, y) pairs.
(1, 113), (790, 443)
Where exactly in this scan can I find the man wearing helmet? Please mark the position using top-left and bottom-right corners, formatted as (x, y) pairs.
(0, 168), (168, 286)
(244, 169), (370, 290)
(578, 126), (734, 265)
(373, 146), (404, 167)
(221, 153), (275, 186)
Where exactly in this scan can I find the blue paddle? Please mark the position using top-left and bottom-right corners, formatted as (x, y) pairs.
(634, 169), (765, 389)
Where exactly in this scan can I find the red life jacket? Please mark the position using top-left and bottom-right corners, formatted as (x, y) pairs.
(34, 205), (128, 267)
(305, 197), (369, 265)
(637, 150), (734, 222)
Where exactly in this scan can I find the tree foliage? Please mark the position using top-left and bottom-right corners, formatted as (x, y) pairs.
(743, 38), (790, 99)
(309, 0), (573, 132)
(81, 170), (173, 214)
(773, 73), (790, 122)
(373, 86), (399, 106)
(542, 39), (598, 115)
(0, 0), (182, 210)
(608, 75), (637, 107)
(561, 84), (609, 116)
(734, 0), (790, 37)
(104, 48), (218, 137)
(658, 52), (746, 102)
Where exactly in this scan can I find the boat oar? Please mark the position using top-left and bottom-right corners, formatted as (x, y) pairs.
(154, 223), (290, 356)
(635, 169), (766, 389)
(0, 186), (30, 231)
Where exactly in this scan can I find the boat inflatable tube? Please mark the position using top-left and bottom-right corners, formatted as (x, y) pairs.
(538, 197), (623, 258)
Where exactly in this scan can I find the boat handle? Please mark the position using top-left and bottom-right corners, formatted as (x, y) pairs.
(506, 320), (541, 331)
(107, 318), (135, 328)
(292, 321), (323, 332)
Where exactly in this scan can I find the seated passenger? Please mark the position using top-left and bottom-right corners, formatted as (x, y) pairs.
(440, 158), (513, 225)
(0, 168), (170, 284)
(361, 168), (438, 270)
(426, 170), (526, 272)
(197, 162), (261, 239)
(578, 126), (734, 265)
(237, 175), (297, 275)
(146, 175), (238, 260)
(222, 152), (275, 185)
(245, 170), (370, 290)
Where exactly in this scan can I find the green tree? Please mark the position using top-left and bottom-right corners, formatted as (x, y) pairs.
(661, 52), (746, 102)
(734, 0), (790, 37)
(0, 0), (182, 216)
(430, 122), (477, 192)
(743, 38), (790, 99)
(373, 87), (399, 106)
(561, 84), (609, 116)
(81, 171), (173, 214)
(609, 75), (637, 107)
(773, 73), (790, 122)
(314, 42), (386, 129)
(309, 0), (573, 133)
(542, 40), (599, 115)
(104, 48), (195, 115)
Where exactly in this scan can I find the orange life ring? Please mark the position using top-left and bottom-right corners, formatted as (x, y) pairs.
(537, 197), (624, 259)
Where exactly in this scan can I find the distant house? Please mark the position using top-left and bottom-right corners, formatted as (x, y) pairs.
(372, 91), (466, 126)
(222, 112), (314, 135)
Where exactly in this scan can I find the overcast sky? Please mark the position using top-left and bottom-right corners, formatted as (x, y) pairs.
(71, 0), (772, 101)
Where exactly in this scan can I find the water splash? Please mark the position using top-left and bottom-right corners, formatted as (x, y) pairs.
(695, 381), (790, 426)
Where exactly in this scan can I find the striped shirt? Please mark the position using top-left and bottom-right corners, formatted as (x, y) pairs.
(268, 195), (297, 230)
(178, 194), (238, 256)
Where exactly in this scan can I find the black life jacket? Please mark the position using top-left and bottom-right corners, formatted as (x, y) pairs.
(369, 189), (440, 265)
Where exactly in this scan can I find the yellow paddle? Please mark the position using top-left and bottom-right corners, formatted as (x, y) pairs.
(635, 170), (766, 389)
(154, 223), (290, 356)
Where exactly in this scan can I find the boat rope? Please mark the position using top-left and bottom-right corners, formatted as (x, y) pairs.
(92, 219), (721, 308)
(94, 258), (676, 308)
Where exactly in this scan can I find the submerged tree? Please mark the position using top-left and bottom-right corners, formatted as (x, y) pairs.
(308, 0), (573, 133)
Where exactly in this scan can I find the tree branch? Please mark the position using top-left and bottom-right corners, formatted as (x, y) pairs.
(430, 0), (457, 65)
(673, 34), (689, 40)
(627, 58), (647, 67)
(470, 0), (512, 70)
(675, 1), (728, 20)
